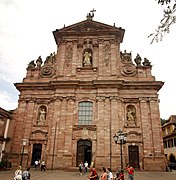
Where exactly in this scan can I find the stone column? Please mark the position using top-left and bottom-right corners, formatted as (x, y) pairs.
(98, 40), (103, 77)
(149, 98), (165, 170)
(63, 97), (75, 166)
(58, 41), (66, 76)
(49, 98), (62, 169)
(110, 40), (117, 76)
(72, 41), (77, 75)
(96, 96), (105, 166)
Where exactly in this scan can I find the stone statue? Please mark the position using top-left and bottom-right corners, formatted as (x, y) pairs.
(142, 58), (151, 66)
(83, 51), (92, 66)
(126, 107), (136, 126)
(44, 52), (56, 64)
(120, 50), (132, 62)
(134, 53), (142, 66)
(37, 108), (46, 124)
(27, 60), (36, 69)
(36, 56), (43, 68)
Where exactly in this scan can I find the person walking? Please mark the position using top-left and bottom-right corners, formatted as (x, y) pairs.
(34, 160), (39, 169)
(22, 167), (31, 180)
(126, 163), (134, 180)
(106, 168), (113, 180)
(100, 167), (107, 180)
(14, 165), (22, 180)
(88, 165), (98, 180)
(41, 160), (46, 171)
(117, 170), (124, 180)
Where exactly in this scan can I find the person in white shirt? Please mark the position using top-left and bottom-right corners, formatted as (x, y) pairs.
(106, 168), (113, 180)
(84, 161), (88, 173)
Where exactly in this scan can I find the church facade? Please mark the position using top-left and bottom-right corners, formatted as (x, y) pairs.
(10, 13), (165, 171)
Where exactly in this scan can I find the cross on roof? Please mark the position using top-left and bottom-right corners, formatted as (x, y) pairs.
(86, 9), (96, 20)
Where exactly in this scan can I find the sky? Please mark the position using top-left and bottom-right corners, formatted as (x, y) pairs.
(0, 0), (176, 119)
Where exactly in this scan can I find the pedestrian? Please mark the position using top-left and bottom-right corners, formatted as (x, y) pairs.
(117, 170), (124, 180)
(100, 167), (107, 180)
(84, 161), (88, 173)
(34, 160), (39, 169)
(79, 162), (84, 175)
(22, 167), (31, 180)
(14, 165), (22, 180)
(87, 165), (98, 180)
(41, 160), (46, 171)
(106, 168), (113, 180)
(126, 163), (134, 180)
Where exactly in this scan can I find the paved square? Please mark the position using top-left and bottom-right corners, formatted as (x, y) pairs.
(0, 169), (176, 180)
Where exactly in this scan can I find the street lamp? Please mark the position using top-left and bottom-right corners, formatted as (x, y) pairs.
(113, 129), (127, 171)
(20, 139), (28, 166)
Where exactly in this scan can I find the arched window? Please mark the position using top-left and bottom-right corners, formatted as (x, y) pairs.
(78, 102), (93, 125)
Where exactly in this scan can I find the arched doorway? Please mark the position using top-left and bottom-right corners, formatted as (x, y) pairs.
(31, 143), (42, 165)
(77, 140), (92, 167)
(169, 154), (176, 163)
(128, 145), (139, 168)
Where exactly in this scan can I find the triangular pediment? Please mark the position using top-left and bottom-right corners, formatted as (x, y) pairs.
(53, 19), (125, 43)
(60, 19), (119, 32)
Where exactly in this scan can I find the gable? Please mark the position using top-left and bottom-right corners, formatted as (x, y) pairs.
(53, 19), (125, 44)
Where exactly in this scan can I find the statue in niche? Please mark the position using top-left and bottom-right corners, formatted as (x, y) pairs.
(83, 51), (92, 66)
(37, 107), (46, 125)
(142, 58), (151, 66)
(134, 53), (142, 66)
(126, 106), (136, 126)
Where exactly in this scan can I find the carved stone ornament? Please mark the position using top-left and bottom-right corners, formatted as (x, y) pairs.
(121, 64), (137, 77)
(65, 45), (73, 67)
(103, 44), (111, 66)
(40, 65), (55, 78)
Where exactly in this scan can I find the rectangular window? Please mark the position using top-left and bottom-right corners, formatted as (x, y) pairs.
(78, 102), (93, 125)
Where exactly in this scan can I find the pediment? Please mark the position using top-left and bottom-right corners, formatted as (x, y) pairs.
(61, 20), (118, 32)
(53, 19), (125, 43)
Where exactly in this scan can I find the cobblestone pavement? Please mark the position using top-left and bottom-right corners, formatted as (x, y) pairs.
(0, 169), (176, 180)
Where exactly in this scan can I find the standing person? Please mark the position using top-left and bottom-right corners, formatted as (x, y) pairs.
(100, 167), (107, 180)
(106, 168), (113, 180)
(14, 165), (22, 180)
(79, 162), (84, 175)
(34, 160), (39, 169)
(87, 165), (98, 180)
(22, 167), (31, 180)
(126, 163), (134, 180)
(117, 170), (124, 180)
(84, 161), (88, 173)
(41, 160), (46, 171)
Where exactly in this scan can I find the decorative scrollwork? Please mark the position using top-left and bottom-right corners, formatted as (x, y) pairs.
(121, 64), (136, 77)
(40, 66), (55, 77)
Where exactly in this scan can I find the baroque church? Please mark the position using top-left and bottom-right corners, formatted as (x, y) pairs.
(9, 12), (165, 171)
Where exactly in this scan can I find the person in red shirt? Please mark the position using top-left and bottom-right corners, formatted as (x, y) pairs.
(88, 165), (98, 180)
(117, 170), (124, 180)
(126, 163), (134, 180)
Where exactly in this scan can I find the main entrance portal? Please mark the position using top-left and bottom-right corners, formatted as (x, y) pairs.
(128, 145), (139, 168)
(77, 140), (92, 167)
(31, 143), (42, 165)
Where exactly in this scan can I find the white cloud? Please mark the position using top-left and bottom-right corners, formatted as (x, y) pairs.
(0, 90), (18, 110)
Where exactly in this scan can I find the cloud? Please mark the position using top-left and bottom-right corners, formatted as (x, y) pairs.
(0, 90), (18, 110)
